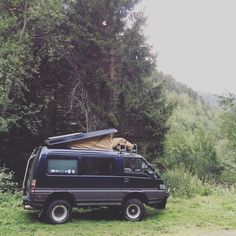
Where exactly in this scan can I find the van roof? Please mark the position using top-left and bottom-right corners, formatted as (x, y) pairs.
(40, 146), (142, 159)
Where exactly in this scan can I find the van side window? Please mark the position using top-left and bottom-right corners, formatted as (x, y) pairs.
(47, 159), (78, 175)
(124, 158), (150, 175)
(80, 157), (115, 176)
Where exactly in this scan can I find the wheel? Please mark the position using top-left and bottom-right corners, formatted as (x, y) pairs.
(123, 199), (145, 221)
(45, 199), (72, 224)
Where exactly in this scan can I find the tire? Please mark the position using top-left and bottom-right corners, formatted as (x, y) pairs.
(122, 199), (145, 221)
(45, 199), (72, 224)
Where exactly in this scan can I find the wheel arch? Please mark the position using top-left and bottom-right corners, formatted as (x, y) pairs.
(122, 192), (148, 205)
(44, 192), (76, 208)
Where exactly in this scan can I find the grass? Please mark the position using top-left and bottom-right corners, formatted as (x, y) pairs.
(0, 191), (235, 236)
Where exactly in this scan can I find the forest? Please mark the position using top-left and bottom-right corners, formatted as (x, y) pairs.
(0, 0), (236, 201)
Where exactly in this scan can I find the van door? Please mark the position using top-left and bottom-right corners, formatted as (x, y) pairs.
(122, 157), (159, 190)
(22, 147), (41, 195)
(77, 156), (123, 205)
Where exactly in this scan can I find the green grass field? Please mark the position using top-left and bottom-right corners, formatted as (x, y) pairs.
(0, 191), (235, 236)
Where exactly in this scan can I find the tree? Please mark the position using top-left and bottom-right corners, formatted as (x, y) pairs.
(0, 0), (171, 181)
(161, 82), (221, 182)
(218, 93), (236, 186)
(0, 0), (69, 178)
(121, 83), (172, 160)
(0, 0), (33, 131)
(220, 93), (236, 152)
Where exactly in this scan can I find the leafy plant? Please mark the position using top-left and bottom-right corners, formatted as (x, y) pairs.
(0, 167), (18, 193)
(162, 167), (212, 198)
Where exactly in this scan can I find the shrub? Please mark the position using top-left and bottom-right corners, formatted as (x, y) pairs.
(219, 169), (236, 189)
(162, 167), (212, 198)
(0, 167), (18, 193)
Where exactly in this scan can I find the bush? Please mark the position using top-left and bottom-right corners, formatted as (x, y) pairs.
(0, 167), (18, 193)
(219, 169), (236, 189)
(162, 167), (212, 198)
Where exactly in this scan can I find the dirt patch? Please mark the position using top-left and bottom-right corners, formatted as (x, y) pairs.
(197, 229), (236, 236)
(163, 228), (236, 236)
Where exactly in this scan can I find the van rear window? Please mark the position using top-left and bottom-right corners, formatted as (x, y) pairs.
(47, 159), (78, 175)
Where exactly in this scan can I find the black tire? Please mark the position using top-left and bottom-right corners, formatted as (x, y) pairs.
(122, 199), (145, 221)
(45, 199), (72, 224)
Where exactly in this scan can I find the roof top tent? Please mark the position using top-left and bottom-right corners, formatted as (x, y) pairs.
(45, 128), (118, 150)
(45, 128), (137, 152)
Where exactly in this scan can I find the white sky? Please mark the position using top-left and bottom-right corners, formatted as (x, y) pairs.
(139, 0), (236, 95)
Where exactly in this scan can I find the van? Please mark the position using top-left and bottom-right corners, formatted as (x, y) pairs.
(22, 129), (169, 224)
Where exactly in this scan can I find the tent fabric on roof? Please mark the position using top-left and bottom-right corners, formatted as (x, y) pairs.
(112, 137), (134, 150)
(68, 135), (113, 150)
(68, 135), (134, 151)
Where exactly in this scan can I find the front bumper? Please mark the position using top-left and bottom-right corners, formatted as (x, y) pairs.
(147, 191), (170, 209)
(157, 191), (169, 209)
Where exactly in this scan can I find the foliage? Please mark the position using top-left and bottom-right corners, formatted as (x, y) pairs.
(219, 93), (236, 153)
(162, 167), (212, 198)
(159, 88), (222, 182)
(121, 82), (172, 160)
(217, 93), (236, 186)
(0, 167), (18, 193)
(0, 92), (15, 132)
(0, 0), (172, 181)
(0, 0), (69, 178)
(219, 170), (236, 188)
(151, 71), (200, 101)
(155, 75), (236, 189)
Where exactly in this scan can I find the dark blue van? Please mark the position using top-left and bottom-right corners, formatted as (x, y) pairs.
(23, 129), (169, 224)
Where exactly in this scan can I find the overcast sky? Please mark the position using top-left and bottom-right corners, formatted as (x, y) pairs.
(139, 0), (236, 95)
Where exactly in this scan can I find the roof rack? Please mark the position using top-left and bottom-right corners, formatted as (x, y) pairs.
(117, 143), (138, 154)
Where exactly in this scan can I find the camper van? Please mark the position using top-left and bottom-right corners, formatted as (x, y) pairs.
(22, 129), (169, 224)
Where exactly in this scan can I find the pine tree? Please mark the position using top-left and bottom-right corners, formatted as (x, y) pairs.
(0, 0), (172, 180)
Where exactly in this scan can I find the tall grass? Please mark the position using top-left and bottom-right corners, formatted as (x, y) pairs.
(162, 167), (212, 198)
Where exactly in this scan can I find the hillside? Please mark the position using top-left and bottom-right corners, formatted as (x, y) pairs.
(198, 91), (220, 108)
(151, 70), (236, 189)
(152, 71), (220, 108)
(151, 71), (200, 101)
